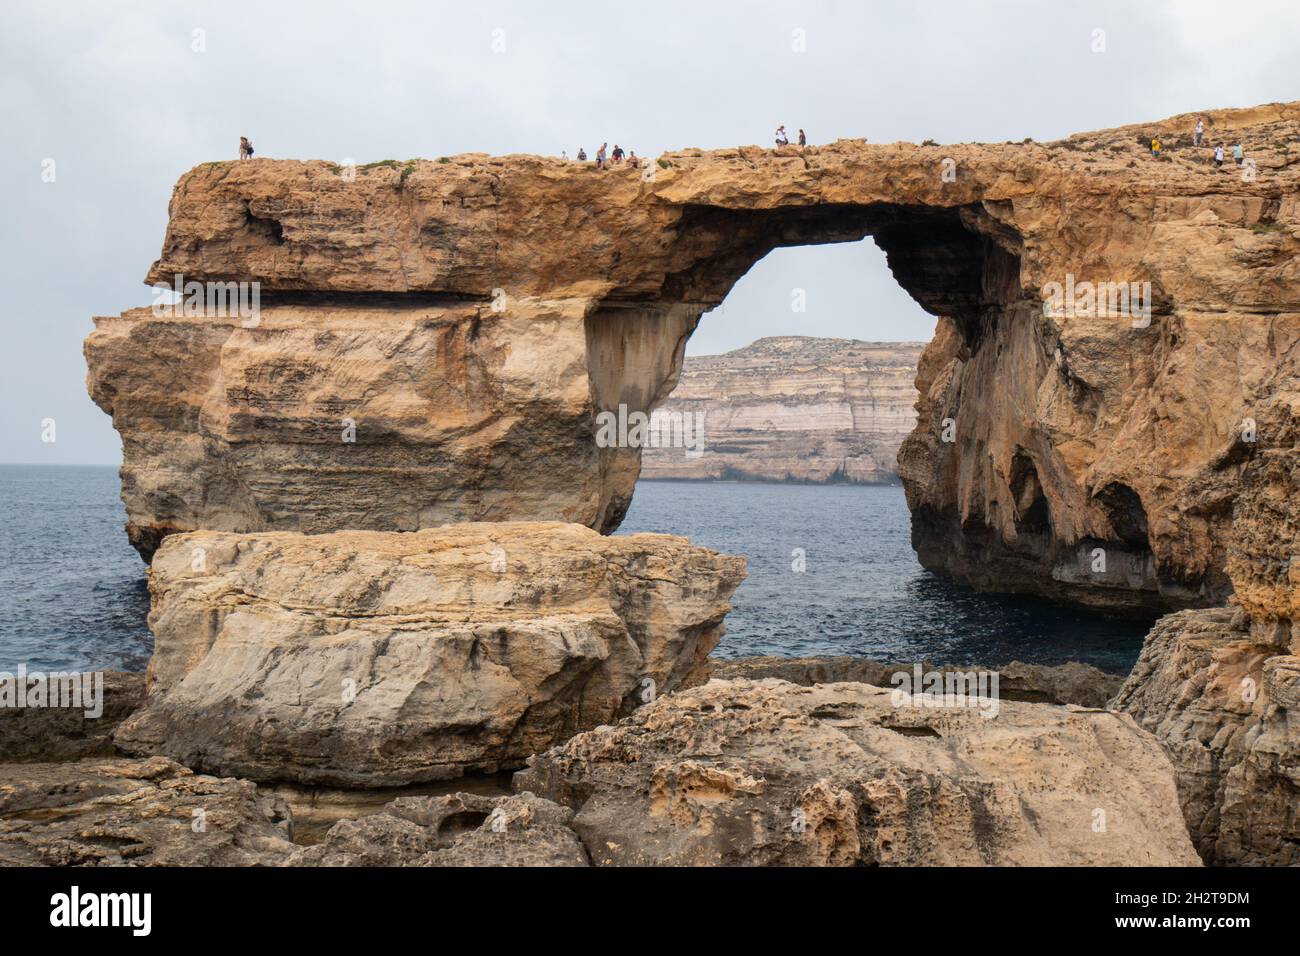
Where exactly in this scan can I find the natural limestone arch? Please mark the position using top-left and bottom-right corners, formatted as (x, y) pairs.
(87, 102), (1300, 614)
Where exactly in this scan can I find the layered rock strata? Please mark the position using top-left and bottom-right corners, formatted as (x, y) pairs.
(86, 102), (1300, 614)
(515, 677), (1202, 866)
(112, 523), (745, 786)
(0, 757), (294, 866)
(640, 336), (922, 483)
(691, 655), (1122, 708)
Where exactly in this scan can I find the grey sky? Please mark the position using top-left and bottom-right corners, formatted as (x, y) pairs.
(2, 0), (1297, 464)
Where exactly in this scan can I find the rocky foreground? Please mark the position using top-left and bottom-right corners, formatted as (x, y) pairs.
(3, 612), (1292, 865)
(640, 337), (923, 483)
(2, 672), (1201, 867)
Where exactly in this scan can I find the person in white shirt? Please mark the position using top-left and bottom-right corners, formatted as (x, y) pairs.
(1194, 118), (1205, 147)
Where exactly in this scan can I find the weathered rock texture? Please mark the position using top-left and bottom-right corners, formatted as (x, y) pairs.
(284, 791), (588, 866)
(112, 523), (745, 786)
(0, 757), (294, 866)
(691, 655), (1121, 708)
(640, 336), (922, 482)
(86, 102), (1300, 616)
(515, 677), (1201, 866)
(1113, 607), (1298, 866)
(0, 671), (144, 763)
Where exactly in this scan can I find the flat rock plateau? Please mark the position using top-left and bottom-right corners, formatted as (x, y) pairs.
(14, 100), (1294, 866)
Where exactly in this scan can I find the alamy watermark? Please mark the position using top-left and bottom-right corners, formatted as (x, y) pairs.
(1041, 274), (1151, 328)
(50, 886), (151, 936)
(0, 665), (104, 718)
(594, 404), (706, 458)
(889, 663), (1000, 719)
(151, 273), (261, 327)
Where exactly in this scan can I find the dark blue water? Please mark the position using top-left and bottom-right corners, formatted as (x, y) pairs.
(0, 465), (150, 672)
(0, 467), (1152, 674)
(619, 481), (1154, 673)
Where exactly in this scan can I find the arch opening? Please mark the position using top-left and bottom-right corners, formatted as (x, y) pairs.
(610, 225), (1159, 675)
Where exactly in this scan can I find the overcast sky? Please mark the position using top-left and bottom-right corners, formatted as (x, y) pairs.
(3, 0), (1297, 465)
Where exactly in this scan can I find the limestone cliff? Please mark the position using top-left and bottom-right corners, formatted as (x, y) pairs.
(639, 336), (922, 483)
(86, 101), (1300, 616)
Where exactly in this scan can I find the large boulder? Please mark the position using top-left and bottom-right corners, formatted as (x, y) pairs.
(514, 677), (1201, 866)
(0, 757), (293, 866)
(1112, 607), (1299, 865)
(113, 523), (745, 786)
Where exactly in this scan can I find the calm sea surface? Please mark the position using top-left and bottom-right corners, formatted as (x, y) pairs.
(619, 480), (1155, 673)
(0, 466), (1154, 673)
(0, 465), (150, 672)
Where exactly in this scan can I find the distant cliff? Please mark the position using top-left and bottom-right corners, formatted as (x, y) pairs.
(640, 336), (923, 483)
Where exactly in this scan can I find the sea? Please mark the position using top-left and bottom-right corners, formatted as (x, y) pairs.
(0, 466), (1155, 674)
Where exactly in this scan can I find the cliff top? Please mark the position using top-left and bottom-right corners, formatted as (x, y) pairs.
(141, 101), (1300, 314)
(685, 336), (925, 369)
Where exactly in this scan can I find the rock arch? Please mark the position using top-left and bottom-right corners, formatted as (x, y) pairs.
(87, 101), (1300, 612)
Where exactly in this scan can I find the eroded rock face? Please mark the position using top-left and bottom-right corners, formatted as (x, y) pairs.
(0, 757), (294, 866)
(285, 791), (588, 866)
(86, 103), (1300, 612)
(84, 298), (692, 558)
(640, 336), (922, 483)
(112, 523), (745, 786)
(515, 677), (1201, 866)
(1112, 608), (1299, 866)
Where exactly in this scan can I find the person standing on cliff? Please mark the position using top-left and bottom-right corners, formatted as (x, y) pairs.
(577, 147), (587, 161)
(798, 129), (807, 146)
(1150, 136), (1161, 158)
(239, 136), (254, 160)
(1214, 144), (1225, 168)
(611, 144), (624, 163)
(596, 143), (607, 168)
(774, 125), (789, 146)
(1194, 118), (1205, 146)
(1233, 142), (1244, 165)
